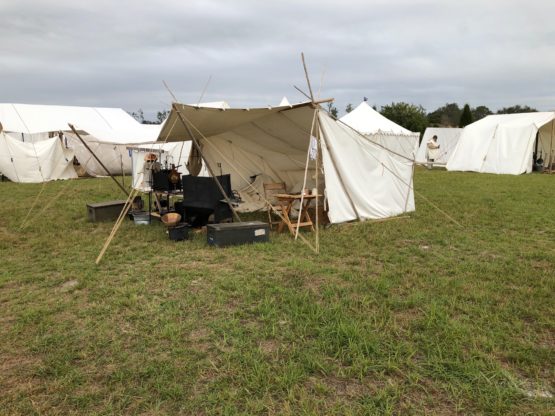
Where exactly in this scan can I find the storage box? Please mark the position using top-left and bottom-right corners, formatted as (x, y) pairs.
(207, 221), (269, 247)
(169, 224), (190, 241)
(87, 200), (127, 222)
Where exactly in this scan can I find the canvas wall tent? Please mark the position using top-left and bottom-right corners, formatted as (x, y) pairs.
(446, 112), (555, 175)
(415, 127), (463, 166)
(0, 103), (161, 181)
(340, 101), (420, 160)
(157, 101), (415, 224)
(0, 131), (77, 182)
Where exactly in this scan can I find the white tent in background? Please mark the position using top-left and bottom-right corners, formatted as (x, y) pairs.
(340, 101), (420, 160)
(0, 103), (161, 181)
(130, 142), (209, 192)
(0, 131), (77, 182)
(279, 96), (291, 106)
(157, 101), (415, 223)
(415, 127), (463, 166)
(446, 112), (555, 175)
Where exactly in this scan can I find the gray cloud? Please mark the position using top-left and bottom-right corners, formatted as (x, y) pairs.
(1, 0), (554, 118)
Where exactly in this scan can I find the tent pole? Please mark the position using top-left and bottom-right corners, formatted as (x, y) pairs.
(68, 124), (129, 197)
(404, 162), (415, 212)
(315, 113), (320, 254)
(301, 52), (315, 101)
(96, 188), (139, 264)
(550, 120), (554, 173)
(171, 104), (242, 223)
(295, 109), (318, 241)
(318, 113), (361, 221)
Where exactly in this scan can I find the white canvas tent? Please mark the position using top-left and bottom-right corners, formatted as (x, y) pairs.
(0, 103), (161, 181)
(446, 112), (555, 175)
(157, 101), (415, 224)
(415, 127), (462, 166)
(340, 101), (420, 160)
(0, 131), (77, 182)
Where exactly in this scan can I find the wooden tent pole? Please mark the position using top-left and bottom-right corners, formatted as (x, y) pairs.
(68, 124), (129, 197)
(315, 113), (320, 253)
(550, 120), (554, 173)
(295, 109), (318, 241)
(171, 104), (242, 223)
(301, 53), (315, 101)
(95, 188), (138, 264)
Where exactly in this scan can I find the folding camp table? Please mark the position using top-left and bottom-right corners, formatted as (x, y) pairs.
(275, 193), (320, 235)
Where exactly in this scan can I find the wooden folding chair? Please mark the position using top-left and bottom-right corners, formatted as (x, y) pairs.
(263, 182), (287, 229)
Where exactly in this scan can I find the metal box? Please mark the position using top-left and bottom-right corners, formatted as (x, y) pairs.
(87, 200), (127, 222)
(207, 221), (269, 247)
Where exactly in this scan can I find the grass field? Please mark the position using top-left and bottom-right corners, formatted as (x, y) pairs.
(0, 168), (553, 415)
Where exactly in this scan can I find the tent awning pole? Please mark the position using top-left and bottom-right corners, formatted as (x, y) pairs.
(68, 124), (129, 197)
(171, 104), (241, 223)
(550, 120), (554, 173)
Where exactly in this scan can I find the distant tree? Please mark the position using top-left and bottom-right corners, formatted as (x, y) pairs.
(497, 105), (538, 114)
(471, 105), (492, 121)
(427, 103), (461, 127)
(130, 109), (144, 123)
(459, 104), (473, 127)
(326, 102), (338, 118)
(380, 102), (428, 133)
(157, 110), (170, 123)
(345, 103), (353, 113)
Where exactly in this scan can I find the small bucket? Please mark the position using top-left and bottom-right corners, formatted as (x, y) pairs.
(131, 210), (150, 225)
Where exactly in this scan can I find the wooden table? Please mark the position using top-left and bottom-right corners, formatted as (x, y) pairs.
(275, 193), (321, 235)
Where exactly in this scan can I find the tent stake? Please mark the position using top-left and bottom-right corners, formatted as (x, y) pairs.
(68, 124), (129, 197)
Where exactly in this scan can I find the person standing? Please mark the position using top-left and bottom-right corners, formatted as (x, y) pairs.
(426, 135), (440, 169)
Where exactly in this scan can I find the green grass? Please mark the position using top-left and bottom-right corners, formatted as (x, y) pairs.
(0, 168), (553, 415)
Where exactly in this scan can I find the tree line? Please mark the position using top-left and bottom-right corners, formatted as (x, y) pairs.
(336, 102), (539, 133)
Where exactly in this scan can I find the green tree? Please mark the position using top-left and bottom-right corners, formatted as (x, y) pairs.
(459, 104), (473, 127)
(497, 105), (538, 114)
(427, 103), (461, 127)
(471, 105), (492, 121)
(380, 102), (428, 133)
(157, 110), (170, 124)
(326, 102), (338, 118)
(345, 103), (353, 113)
(130, 109), (144, 123)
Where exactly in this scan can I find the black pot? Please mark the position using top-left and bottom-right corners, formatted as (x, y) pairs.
(169, 224), (190, 241)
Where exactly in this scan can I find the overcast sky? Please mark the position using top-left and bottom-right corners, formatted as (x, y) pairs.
(1, 0), (554, 118)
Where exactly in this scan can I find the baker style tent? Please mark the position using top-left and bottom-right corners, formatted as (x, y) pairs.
(157, 101), (415, 224)
(415, 127), (462, 166)
(340, 101), (420, 160)
(446, 112), (555, 175)
(0, 103), (161, 182)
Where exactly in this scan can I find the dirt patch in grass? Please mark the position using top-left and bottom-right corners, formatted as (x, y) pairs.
(259, 339), (280, 355)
